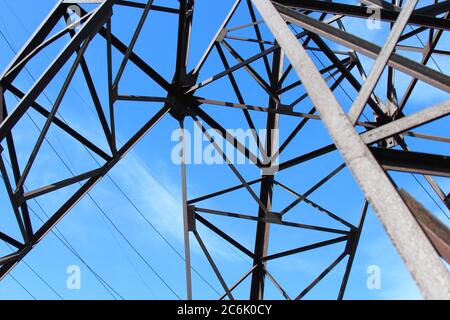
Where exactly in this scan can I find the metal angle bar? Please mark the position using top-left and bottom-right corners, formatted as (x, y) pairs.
(0, 1), (64, 82)
(370, 147), (450, 178)
(286, 69), (342, 110)
(116, 95), (169, 103)
(401, 131), (450, 143)
(45, 110), (169, 226)
(277, 106), (316, 154)
(106, 17), (117, 155)
(4, 11), (94, 81)
(295, 251), (347, 300)
(400, 190), (450, 264)
(338, 201), (369, 300)
(214, 43), (266, 157)
(246, 0), (272, 79)
(194, 97), (322, 119)
(227, 20), (264, 33)
(307, 34), (385, 118)
(81, 6), (172, 92)
(273, 180), (356, 229)
(0, 156), (28, 243)
(399, 26), (427, 41)
(399, 143), (450, 211)
(194, 207), (349, 234)
(218, 265), (257, 300)
(224, 35), (274, 45)
(221, 40), (279, 103)
(173, 0), (193, 85)
(188, 38), (290, 94)
(398, 12), (449, 113)
(264, 268), (291, 300)
(187, 178), (263, 205)
(278, 57), (351, 95)
(250, 46), (282, 300)
(192, 115), (267, 212)
(65, 22), (115, 153)
(189, 13), (346, 95)
(1, 104), (33, 242)
(348, 0), (419, 124)
(278, 144), (337, 172)
(275, 3), (450, 94)
(280, 163), (346, 216)
(0, 231), (22, 249)
(179, 120), (192, 300)
(262, 235), (348, 262)
(112, 0), (154, 88)
(362, 0), (450, 17)
(396, 45), (450, 57)
(361, 0), (399, 11)
(423, 175), (450, 211)
(22, 167), (105, 201)
(5, 84), (111, 161)
(361, 99), (450, 144)
(195, 214), (255, 258)
(414, 1), (450, 16)
(0, 252), (21, 266)
(252, 0), (450, 299)
(193, 106), (261, 166)
(16, 39), (92, 192)
(193, 230), (234, 300)
(193, 0), (241, 75)
(277, 12), (330, 87)
(117, 1), (179, 14)
(278, 67), (355, 156)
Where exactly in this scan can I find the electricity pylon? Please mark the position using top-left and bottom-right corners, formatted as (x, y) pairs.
(0, 0), (449, 300)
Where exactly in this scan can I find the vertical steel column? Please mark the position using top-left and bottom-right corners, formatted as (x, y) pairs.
(250, 46), (283, 300)
(176, 0), (195, 300)
(180, 120), (193, 300)
(175, 0), (194, 85)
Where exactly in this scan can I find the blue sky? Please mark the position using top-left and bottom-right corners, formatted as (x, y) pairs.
(0, 0), (448, 300)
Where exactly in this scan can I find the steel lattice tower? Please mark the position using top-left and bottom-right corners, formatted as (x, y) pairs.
(0, 0), (449, 300)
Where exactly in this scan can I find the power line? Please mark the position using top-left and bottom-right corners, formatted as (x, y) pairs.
(5, 243), (64, 300)
(9, 274), (37, 300)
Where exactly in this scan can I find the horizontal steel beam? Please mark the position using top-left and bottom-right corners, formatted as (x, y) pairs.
(371, 147), (450, 177)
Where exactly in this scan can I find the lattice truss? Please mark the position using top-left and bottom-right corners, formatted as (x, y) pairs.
(0, 0), (449, 299)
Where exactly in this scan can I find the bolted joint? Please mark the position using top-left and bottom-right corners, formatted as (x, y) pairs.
(266, 211), (282, 223)
(217, 28), (227, 43)
(167, 73), (200, 121)
(344, 231), (356, 255)
(187, 205), (197, 232)
(374, 113), (404, 149)
(13, 191), (26, 207)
